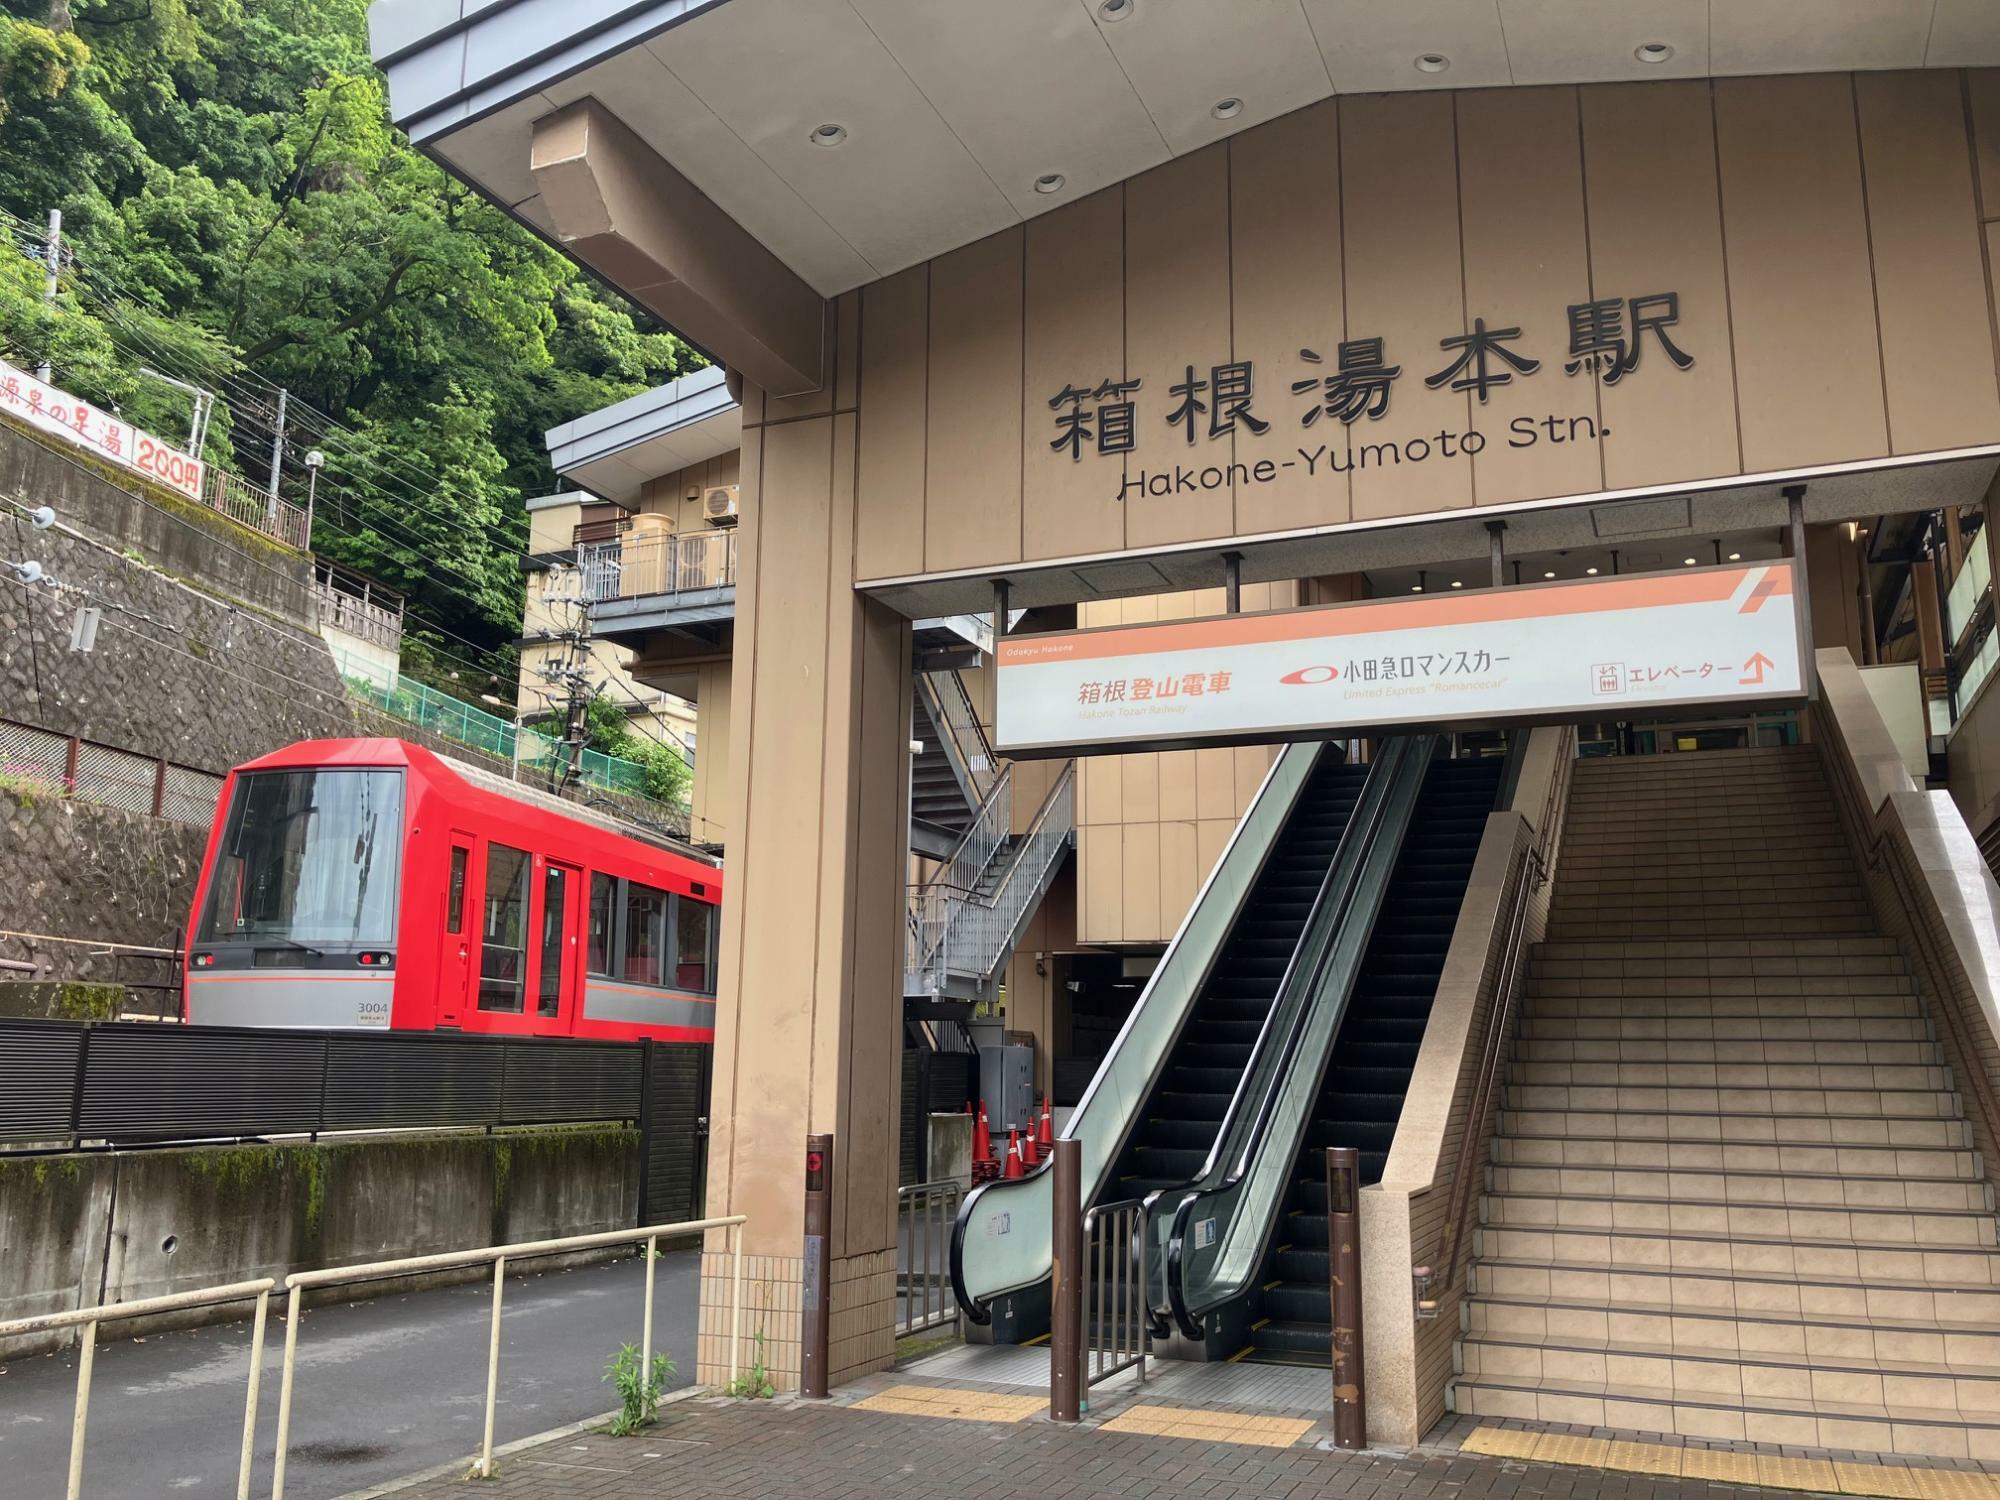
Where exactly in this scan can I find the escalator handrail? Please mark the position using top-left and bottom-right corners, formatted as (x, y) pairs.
(950, 741), (1334, 1323)
(1155, 735), (1437, 1340)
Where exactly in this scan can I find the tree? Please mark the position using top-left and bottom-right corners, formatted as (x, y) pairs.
(583, 695), (692, 807)
(0, 0), (702, 693)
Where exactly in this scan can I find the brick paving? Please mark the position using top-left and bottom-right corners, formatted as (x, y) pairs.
(375, 1394), (1778, 1500)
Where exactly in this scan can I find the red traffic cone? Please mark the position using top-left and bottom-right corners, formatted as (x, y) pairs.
(1037, 1098), (1054, 1154)
(973, 1101), (993, 1165)
(1020, 1127), (1039, 1169)
(1003, 1129), (1024, 1180)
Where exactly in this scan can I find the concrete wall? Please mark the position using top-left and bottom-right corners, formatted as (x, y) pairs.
(850, 73), (2000, 584)
(0, 1125), (639, 1358)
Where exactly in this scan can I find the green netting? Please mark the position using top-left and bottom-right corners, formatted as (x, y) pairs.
(336, 654), (684, 811)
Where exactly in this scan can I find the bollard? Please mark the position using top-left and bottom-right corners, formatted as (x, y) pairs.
(1049, 1138), (1083, 1423)
(1327, 1146), (1366, 1450)
(801, 1134), (833, 1398)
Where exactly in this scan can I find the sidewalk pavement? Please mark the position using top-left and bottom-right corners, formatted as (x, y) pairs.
(366, 1389), (1764, 1500)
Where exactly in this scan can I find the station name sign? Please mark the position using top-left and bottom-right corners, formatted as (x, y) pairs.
(994, 562), (1805, 757)
(1047, 292), (1695, 503)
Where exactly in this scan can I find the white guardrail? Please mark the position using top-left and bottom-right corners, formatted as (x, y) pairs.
(0, 1214), (749, 1500)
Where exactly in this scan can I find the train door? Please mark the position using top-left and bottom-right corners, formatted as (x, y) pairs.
(441, 833), (480, 1027)
(529, 859), (583, 1035)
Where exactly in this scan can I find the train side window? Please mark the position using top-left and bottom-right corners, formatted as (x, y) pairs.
(447, 847), (468, 934)
(672, 895), (715, 994)
(623, 880), (670, 986)
(478, 843), (530, 1013)
(587, 873), (615, 977)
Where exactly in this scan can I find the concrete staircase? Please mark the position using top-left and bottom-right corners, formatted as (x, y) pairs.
(1455, 746), (2000, 1460)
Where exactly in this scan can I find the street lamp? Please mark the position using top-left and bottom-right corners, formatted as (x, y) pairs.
(303, 450), (325, 543)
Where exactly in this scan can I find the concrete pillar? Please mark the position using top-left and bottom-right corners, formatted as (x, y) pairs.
(695, 314), (913, 1393)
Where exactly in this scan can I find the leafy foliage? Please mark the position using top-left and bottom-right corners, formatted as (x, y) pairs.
(583, 694), (692, 807)
(0, 0), (700, 689)
(604, 1342), (676, 1435)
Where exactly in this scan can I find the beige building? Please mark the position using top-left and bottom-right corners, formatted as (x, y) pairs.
(383, 3), (2000, 1461)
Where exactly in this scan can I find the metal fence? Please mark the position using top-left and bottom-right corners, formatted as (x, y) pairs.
(202, 466), (309, 551)
(576, 529), (737, 605)
(896, 1180), (962, 1337)
(332, 655), (686, 813)
(0, 716), (222, 826)
(1081, 1197), (1149, 1390)
(0, 1213), (751, 1500)
(0, 1020), (710, 1149)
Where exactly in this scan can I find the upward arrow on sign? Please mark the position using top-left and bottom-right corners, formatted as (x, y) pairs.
(1740, 652), (1776, 685)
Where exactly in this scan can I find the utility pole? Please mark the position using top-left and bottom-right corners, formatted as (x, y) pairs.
(266, 387), (289, 522)
(36, 209), (61, 381)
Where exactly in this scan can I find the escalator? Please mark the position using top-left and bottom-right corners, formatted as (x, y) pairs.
(952, 739), (1390, 1329)
(1105, 753), (1370, 1201)
(1244, 755), (1504, 1364)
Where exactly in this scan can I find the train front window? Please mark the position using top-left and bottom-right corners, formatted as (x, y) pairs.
(197, 769), (403, 946)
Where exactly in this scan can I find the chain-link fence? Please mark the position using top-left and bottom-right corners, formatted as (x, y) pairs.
(0, 718), (222, 826)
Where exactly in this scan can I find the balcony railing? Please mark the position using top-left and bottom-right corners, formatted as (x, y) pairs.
(577, 529), (737, 605)
(203, 466), (310, 550)
(312, 579), (403, 651)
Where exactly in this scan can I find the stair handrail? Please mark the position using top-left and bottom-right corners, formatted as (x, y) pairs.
(907, 765), (1014, 993)
(1153, 735), (1435, 1340)
(939, 761), (1077, 986)
(917, 669), (998, 804)
(949, 741), (1334, 1322)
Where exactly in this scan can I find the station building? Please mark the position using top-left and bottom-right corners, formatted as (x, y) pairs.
(375, 0), (2000, 1458)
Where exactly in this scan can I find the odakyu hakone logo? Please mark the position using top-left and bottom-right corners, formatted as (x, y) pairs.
(1279, 665), (1340, 685)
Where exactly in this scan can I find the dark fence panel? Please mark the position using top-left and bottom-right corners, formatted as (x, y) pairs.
(638, 1042), (710, 1226)
(79, 1024), (328, 1139)
(322, 1033), (506, 1130)
(0, 1020), (86, 1142)
(0, 1022), (696, 1162)
(500, 1041), (642, 1125)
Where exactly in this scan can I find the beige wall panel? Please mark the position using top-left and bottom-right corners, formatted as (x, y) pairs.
(1855, 71), (2000, 453)
(1714, 75), (1887, 471)
(764, 300), (838, 424)
(855, 267), (929, 579)
(716, 419), (832, 1252)
(1079, 599), (1115, 628)
(1970, 71), (2000, 216)
(1010, 757), (1057, 837)
(1124, 147), (1237, 549)
(1339, 92), (1472, 521)
(1196, 818), (1233, 881)
(1080, 823), (1123, 943)
(1123, 752), (1161, 823)
(1233, 744), (1272, 814)
(1160, 750), (1198, 822)
(925, 230), (1025, 572)
(1196, 746), (1235, 821)
(1456, 87), (1603, 507)
(1023, 189), (1130, 561)
(1578, 81), (1740, 488)
(834, 290), (861, 412)
(715, 449), (741, 489)
(1122, 824), (1162, 942)
(1229, 100), (1349, 534)
(1159, 821), (1200, 944)
(1805, 523), (1868, 665)
(1081, 751), (1122, 826)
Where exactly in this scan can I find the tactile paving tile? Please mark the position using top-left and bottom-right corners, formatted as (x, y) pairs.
(1756, 1455), (1839, 1492)
(1098, 1404), (1313, 1448)
(1837, 1465), (1934, 1500)
(1603, 1440), (1683, 1475)
(1678, 1449), (1760, 1485)
(1909, 1469), (2000, 1500)
(1459, 1427), (1542, 1459)
(1531, 1434), (1610, 1468)
(850, 1385), (1044, 1423)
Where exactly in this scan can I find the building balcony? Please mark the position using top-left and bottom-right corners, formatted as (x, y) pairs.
(575, 528), (736, 645)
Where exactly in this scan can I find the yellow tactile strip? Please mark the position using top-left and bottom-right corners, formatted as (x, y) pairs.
(1100, 1404), (1317, 1448)
(850, 1384), (1047, 1423)
(1461, 1425), (2000, 1499)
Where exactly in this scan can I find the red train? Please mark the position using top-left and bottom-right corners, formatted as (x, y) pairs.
(184, 738), (723, 1042)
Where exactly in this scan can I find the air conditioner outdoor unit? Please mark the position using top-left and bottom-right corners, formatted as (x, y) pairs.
(703, 485), (740, 526)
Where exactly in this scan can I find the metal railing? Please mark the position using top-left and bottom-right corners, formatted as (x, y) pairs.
(896, 1180), (963, 1337)
(311, 576), (402, 652)
(0, 1279), (278, 1500)
(269, 1216), (749, 1497)
(917, 669), (998, 803)
(0, 715), (222, 826)
(576, 529), (737, 605)
(905, 762), (1076, 999)
(203, 466), (309, 551)
(1081, 1198), (1149, 1390)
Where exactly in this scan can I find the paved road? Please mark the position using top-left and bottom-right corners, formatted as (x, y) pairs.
(0, 1249), (698, 1500)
